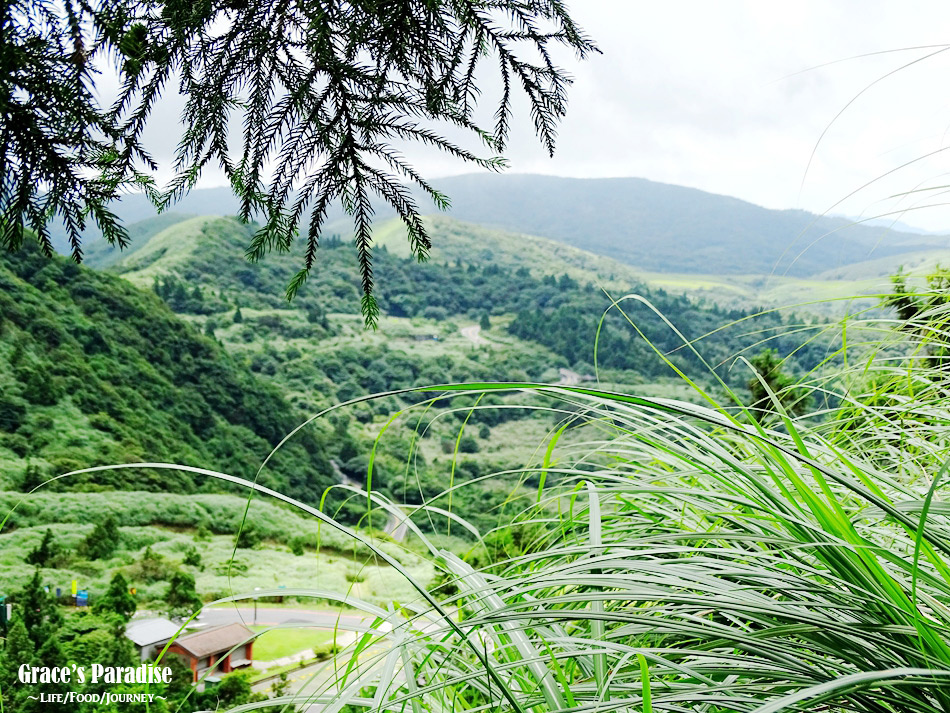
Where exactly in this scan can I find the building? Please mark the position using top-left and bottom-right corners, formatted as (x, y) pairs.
(165, 623), (255, 682)
(125, 617), (182, 662)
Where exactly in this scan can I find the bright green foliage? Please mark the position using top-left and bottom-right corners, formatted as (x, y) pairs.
(164, 571), (202, 617)
(196, 266), (950, 713)
(0, 243), (333, 501)
(94, 572), (136, 621)
(250, 374), (950, 713)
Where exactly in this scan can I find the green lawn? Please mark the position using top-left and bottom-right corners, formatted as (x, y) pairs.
(250, 626), (337, 661)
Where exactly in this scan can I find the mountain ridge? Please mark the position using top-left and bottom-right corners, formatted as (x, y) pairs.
(54, 173), (950, 279)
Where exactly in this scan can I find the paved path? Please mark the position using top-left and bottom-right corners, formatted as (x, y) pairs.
(200, 606), (367, 629)
(460, 325), (488, 345)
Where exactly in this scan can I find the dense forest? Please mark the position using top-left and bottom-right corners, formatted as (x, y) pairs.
(0, 243), (334, 501)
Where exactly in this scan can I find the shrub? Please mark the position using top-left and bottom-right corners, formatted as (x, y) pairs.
(124, 546), (176, 584)
(164, 570), (202, 616)
(235, 521), (263, 549)
(0, 393), (27, 432)
(80, 516), (121, 560)
(182, 546), (203, 569)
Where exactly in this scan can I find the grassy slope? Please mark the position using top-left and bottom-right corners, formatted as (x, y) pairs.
(91, 211), (937, 314)
(98, 215), (228, 283)
(369, 215), (647, 292)
(250, 628), (336, 661)
(0, 491), (432, 606)
(82, 212), (198, 268)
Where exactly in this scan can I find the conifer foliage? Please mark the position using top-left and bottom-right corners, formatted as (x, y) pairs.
(2, 0), (597, 325)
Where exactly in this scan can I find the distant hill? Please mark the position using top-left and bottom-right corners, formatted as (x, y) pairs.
(420, 174), (949, 277)
(48, 189), (241, 255)
(60, 174), (950, 279)
(83, 212), (196, 268)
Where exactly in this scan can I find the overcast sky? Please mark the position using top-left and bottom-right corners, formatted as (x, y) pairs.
(127, 1), (950, 232)
(490, 1), (950, 232)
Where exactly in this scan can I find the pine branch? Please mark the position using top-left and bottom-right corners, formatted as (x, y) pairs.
(2, 0), (596, 323)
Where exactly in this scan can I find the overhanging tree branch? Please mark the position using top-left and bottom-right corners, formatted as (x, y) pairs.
(0, 0), (598, 326)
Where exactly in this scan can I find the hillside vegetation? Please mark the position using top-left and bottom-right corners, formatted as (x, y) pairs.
(0, 491), (429, 605)
(64, 175), (950, 280)
(0, 243), (334, 501)
(12, 181), (950, 713)
(96, 213), (835, 385)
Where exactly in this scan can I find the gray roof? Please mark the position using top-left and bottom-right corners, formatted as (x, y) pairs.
(125, 618), (182, 647)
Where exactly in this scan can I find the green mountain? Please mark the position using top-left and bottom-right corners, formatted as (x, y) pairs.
(65, 175), (949, 279)
(421, 174), (949, 277)
(0, 242), (334, 502)
(26, 211), (842, 535)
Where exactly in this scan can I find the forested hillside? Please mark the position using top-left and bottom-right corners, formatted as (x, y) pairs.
(98, 214), (832, 389)
(5, 210), (841, 538)
(0, 243), (334, 501)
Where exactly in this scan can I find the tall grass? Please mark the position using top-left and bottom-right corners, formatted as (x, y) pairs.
(13, 290), (950, 713)
(231, 293), (950, 713)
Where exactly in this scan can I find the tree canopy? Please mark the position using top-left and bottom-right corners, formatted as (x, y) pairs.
(2, 0), (596, 325)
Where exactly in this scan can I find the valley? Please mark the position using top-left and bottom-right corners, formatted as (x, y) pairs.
(2, 174), (947, 712)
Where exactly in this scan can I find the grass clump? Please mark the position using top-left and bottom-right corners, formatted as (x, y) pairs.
(201, 284), (950, 713)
